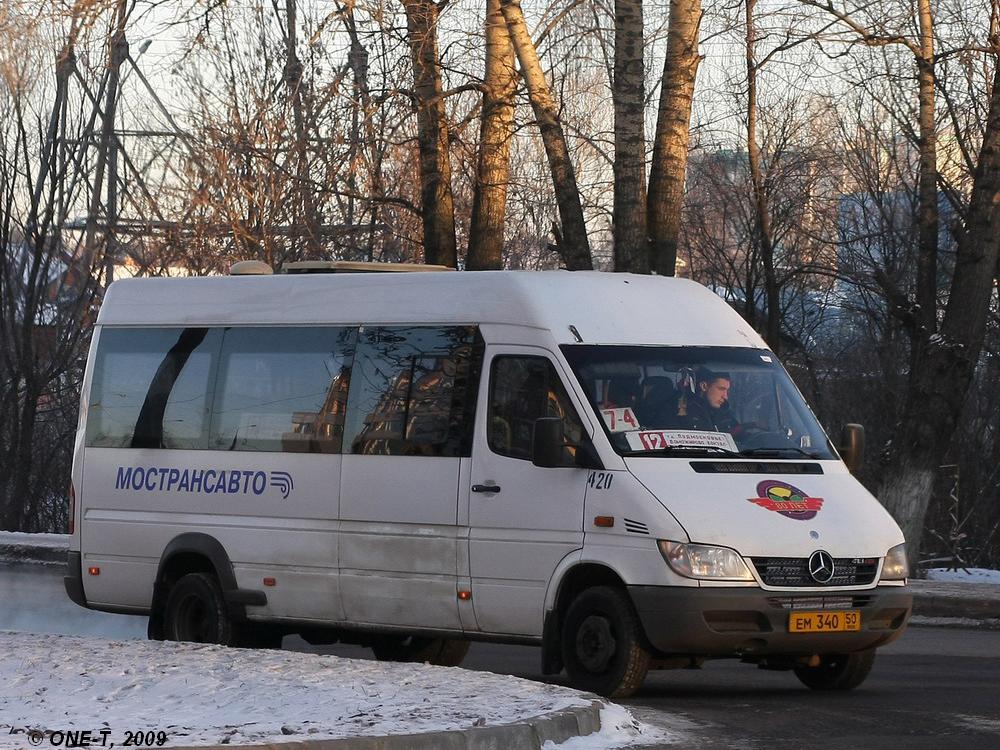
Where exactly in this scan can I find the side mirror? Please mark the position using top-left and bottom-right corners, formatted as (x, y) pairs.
(532, 417), (604, 470)
(532, 417), (564, 468)
(839, 423), (865, 474)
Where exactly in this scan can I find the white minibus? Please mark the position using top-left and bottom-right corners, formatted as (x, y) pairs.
(65, 265), (911, 697)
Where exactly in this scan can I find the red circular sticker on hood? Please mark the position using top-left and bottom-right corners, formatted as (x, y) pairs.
(748, 480), (824, 520)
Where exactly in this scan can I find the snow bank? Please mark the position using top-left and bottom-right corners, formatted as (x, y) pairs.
(543, 704), (680, 749)
(926, 568), (1000, 584)
(0, 533), (68, 566)
(0, 632), (600, 748)
(0, 532), (68, 549)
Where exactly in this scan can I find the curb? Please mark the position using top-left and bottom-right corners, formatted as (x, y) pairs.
(908, 615), (1000, 630)
(163, 700), (604, 750)
(907, 580), (1000, 626)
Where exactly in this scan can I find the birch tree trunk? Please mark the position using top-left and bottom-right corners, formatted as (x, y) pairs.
(468, 0), (518, 270)
(880, 59), (1000, 566)
(911, 0), (939, 363)
(402, 0), (458, 267)
(647, 0), (701, 276)
(612, 0), (648, 272)
(744, 0), (781, 353)
(501, 0), (593, 270)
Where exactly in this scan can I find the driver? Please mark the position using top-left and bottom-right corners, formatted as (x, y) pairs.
(675, 368), (739, 433)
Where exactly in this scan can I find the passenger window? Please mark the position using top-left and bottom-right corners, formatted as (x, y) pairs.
(87, 326), (357, 453)
(488, 356), (584, 464)
(210, 327), (357, 453)
(86, 328), (220, 449)
(343, 326), (484, 457)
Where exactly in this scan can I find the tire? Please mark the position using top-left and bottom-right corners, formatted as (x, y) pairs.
(371, 636), (470, 667)
(561, 586), (651, 698)
(794, 648), (876, 690)
(163, 572), (236, 645)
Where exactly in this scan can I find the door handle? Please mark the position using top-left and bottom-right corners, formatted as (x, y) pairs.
(472, 484), (501, 494)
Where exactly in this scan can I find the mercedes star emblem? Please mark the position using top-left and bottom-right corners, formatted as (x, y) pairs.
(808, 550), (835, 584)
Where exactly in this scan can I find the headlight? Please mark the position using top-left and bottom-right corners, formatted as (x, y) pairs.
(658, 540), (754, 581)
(880, 543), (909, 581)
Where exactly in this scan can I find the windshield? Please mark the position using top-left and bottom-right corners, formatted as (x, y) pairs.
(561, 345), (837, 459)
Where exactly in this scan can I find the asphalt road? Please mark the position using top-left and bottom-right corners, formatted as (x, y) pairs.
(295, 624), (1000, 748)
(5, 562), (999, 748)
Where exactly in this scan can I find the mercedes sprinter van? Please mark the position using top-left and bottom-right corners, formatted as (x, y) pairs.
(66, 267), (911, 697)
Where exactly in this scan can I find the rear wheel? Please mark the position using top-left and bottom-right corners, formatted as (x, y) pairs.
(794, 649), (876, 690)
(561, 586), (650, 698)
(163, 572), (236, 645)
(371, 636), (470, 666)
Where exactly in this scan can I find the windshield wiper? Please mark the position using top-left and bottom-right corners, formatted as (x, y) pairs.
(739, 447), (821, 459)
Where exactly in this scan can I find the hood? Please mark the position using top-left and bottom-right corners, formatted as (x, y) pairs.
(623, 458), (905, 558)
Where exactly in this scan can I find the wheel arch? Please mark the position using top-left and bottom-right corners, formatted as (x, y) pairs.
(148, 533), (264, 639)
(541, 561), (632, 675)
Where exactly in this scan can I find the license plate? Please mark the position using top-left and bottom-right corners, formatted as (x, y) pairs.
(789, 610), (861, 633)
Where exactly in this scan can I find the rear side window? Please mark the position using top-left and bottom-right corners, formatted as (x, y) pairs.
(488, 356), (584, 464)
(86, 328), (220, 449)
(210, 327), (357, 453)
(86, 326), (356, 453)
(343, 326), (484, 457)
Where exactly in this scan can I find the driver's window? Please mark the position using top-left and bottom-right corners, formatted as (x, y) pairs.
(488, 356), (584, 463)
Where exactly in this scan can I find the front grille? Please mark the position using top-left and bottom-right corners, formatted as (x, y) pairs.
(767, 595), (874, 610)
(752, 557), (879, 587)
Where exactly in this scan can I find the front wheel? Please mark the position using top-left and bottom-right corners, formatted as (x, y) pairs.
(794, 649), (876, 690)
(163, 572), (236, 645)
(371, 636), (470, 667)
(561, 586), (650, 698)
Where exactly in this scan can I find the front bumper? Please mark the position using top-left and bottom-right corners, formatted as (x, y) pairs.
(629, 584), (911, 657)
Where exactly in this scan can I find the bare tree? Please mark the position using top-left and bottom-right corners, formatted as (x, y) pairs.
(797, 0), (941, 362)
(402, 0), (459, 267)
(744, 0), (781, 352)
(647, 0), (701, 276)
(282, 0), (322, 258)
(879, 56), (1000, 564)
(501, 0), (593, 270)
(612, 0), (648, 272)
(0, 4), (102, 531)
(468, 0), (518, 270)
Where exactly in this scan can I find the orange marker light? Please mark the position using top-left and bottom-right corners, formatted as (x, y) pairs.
(263, 577), (276, 587)
(457, 590), (472, 601)
(88, 567), (100, 576)
(593, 516), (615, 528)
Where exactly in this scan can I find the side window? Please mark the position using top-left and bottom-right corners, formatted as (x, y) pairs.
(488, 356), (584, 463)
(86, 326), (357, 453)
(210, 327), (357, 453)
(343, 326), (484, 457)
(86, 327), (221, 449)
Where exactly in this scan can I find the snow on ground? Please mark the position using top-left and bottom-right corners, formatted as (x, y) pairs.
(544, 705), (680, 749)
(0, 532), (68, 549)
(908, 615), (1000, 628)
(0, 632), (662, 748)
(925, 568), (1000, 584)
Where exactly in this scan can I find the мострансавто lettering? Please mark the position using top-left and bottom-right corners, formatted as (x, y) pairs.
(115, 466), (268, 495)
